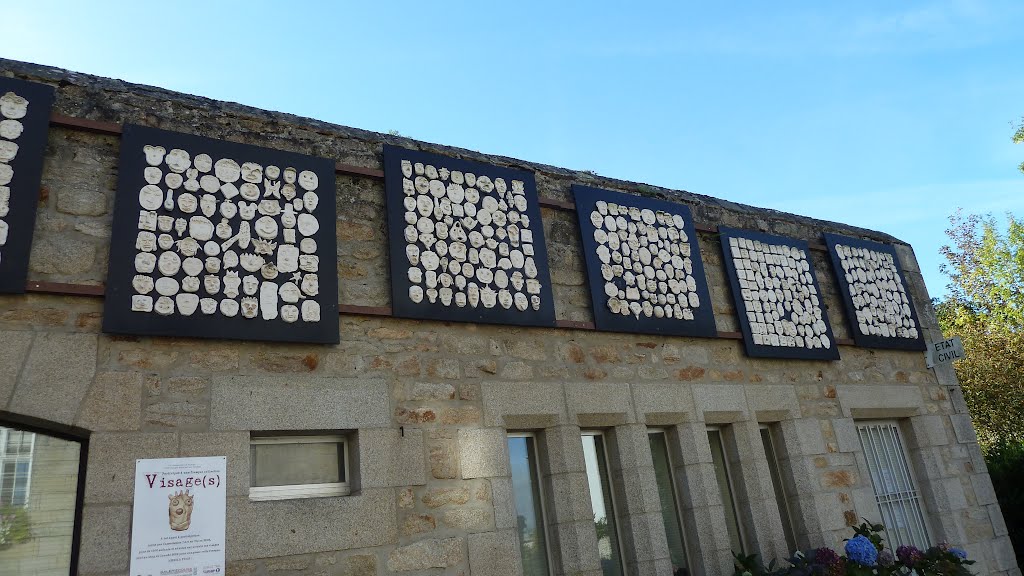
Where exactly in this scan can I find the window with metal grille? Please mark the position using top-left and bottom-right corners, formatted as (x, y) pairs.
(0, 426), (35, 507)
(856, 421), (929, 549)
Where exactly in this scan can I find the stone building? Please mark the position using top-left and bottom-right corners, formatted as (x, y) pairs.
(0, 58), (1016, 576)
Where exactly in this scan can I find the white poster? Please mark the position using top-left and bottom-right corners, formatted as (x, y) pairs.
(130, 456), (227, 576)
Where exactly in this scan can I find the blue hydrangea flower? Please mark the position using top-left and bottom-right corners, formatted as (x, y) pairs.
(950, 547), (968, 560)
(845, 535), (879, 566)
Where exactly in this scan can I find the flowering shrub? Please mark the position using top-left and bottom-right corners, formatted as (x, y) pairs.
(733, 521), (974, 576)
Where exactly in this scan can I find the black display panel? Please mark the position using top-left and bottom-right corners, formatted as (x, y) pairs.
(382, 145), (556, 327)
(823, 233), (926, 351)
(0, 78), (55, 293)
(571, 185), (717, 337)
(718, 227), (840, 360)
(103, 124), (339, 343)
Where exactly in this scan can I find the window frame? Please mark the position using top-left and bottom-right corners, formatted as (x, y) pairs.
(706, 425), (748, 553)
(507, 431), (555, 576)
(248, 434), (350, 501)
(759, 423), (798, 552)
(855, 420), (931, 550)
(647, 427), (692, 575)
(581, 429), (627, 576)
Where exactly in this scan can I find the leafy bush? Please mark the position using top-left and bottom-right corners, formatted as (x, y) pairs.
(985, 441), (1024, 561)
(732, 521), (973, 576)
(0, 505), (31, 547)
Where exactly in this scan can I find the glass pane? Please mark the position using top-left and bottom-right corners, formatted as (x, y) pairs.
(760, 427), (797, 553)
(251, 441), (343, 487)
(582, 434), (623, 576)
(0, 426), (81, 575)
(1, 460), (14, 505)
(508, 436), (549, 576)
(708, 429), (744, 554)
(648, 432), (688, 573)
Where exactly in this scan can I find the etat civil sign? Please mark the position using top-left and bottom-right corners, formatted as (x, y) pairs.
(925, 336), (965, 368)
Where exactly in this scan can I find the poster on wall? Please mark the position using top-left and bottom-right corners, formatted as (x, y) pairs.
(103, 125), (339, 343)
(130, 456), (226, 576)
(571, 184), (716, 337)
(823, 233), (926, 351)
(382, 145), (556, 327)
(0, 77), (55, 293)
(718, 227), (840, 360)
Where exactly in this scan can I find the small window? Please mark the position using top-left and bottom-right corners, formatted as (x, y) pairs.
(582, 431), (625, 576)
(856, 421), (929, 549)
(249, 434), (349, 500)
(648, 429), (690, 575)
(507, 433), (551, 576)
(707, 427), (746, 554)
(760, 424), (797, 552)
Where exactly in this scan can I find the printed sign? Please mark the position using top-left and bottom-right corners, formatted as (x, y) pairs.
(130, 456), (226, 576)
(926, 336), (965, 368)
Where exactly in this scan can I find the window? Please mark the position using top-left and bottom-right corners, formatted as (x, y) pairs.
(856, 421), (929, 549)
(507, 433), (551, 576)
(760, 424), (797, 552)
(648, 429), (689, 575)
(249, 434), (349, 500)
(0, 427), (34, 506)
(581, 431), (624, 576)
(707, 427), (746, 554)
(0, 424), (83, 576)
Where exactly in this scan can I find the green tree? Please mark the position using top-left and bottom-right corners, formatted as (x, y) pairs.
(937, 211), (1024, 449)
(1015, 117), (1024, 174)
(938, 210), (1024, 558)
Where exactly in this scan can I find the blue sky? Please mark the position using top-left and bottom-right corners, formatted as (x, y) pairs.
(6, 1), (1023, 297)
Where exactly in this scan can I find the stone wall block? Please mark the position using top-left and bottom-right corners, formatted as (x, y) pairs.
(467, 530), (523, 576)
(227, 489), (396, 560)
(544, 425), (587, 475)
(632, 382), (694, 424)
(78, 504), (131, 575)
(77, 371), (143, 431)
(10, 331), (97, 424)
(950, 413), (980, 444)
(85, 432), (178, 504)
(691, 384), (747, 418)
(481, 381), (565, 427)
(778, 418), (827, 457)
(0, 330), (33, 408)
(211, 375), (390, 431)
(550, 520), (602, 576)
(906, 414), (950, 447)
(565, 381), (635, 424)
(459, 427), (510, 479)
(359, 427), (426, 489)
(547, 471), (599, 524)
(830, 418), (861, 454)
(385, 536), (463, 572)
(489, 476), (518, 530)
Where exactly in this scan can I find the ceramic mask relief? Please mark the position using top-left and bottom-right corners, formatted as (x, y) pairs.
(385, 145), (555, 327)
(822, 233), (924, 351)
(104, 125), (338, 343)
(718, 227), (839, 360)
(0, 79), (55, 293)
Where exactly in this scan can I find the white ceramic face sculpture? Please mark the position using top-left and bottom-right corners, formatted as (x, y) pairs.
(396, 156), (542, 313)
(129, 143), (327, 328)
